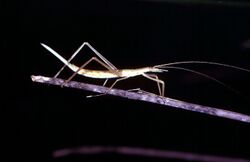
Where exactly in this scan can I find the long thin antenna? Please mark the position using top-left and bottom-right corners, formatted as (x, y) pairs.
(158, 66), (243, 96)
(155, 61), (250, 73)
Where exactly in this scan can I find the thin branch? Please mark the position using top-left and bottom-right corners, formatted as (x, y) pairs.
(53, 145), (250, 162)
(31, 75), (250, 123)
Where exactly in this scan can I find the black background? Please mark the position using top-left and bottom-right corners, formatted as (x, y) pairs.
(4, 0), (250, 161)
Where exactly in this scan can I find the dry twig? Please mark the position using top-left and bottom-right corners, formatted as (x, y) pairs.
(31, 75), (250, 123)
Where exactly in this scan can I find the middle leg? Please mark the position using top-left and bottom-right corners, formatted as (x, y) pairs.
(142, 73), (165, 96)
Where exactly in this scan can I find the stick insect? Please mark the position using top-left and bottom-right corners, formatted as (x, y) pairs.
(41, 42), (250, 97)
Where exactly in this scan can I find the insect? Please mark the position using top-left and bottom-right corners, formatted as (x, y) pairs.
(41, 42), (250, 97)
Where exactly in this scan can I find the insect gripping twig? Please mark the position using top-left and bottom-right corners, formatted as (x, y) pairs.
(33, 42), (250, 123)
(31, 75), (250, 124)
(40, 42), (166, 96)
(40, 42), (250, 98)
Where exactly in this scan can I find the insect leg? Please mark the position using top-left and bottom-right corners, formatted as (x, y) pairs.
(107, 77), (129, 91)
(84, 42), (118, 70)
(146, 74), (162, 96)
(103, 79), (109, 86)
(86, 77), (129, 98)
(86, 88), (154, 98)
(54, 42), (89, 78)
(54, 42), (118, 78)
(142, 73), (165, 96)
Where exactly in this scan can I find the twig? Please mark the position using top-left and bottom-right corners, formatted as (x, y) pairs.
(31, 75), (250, 123)
(53, 145), (250, 162)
